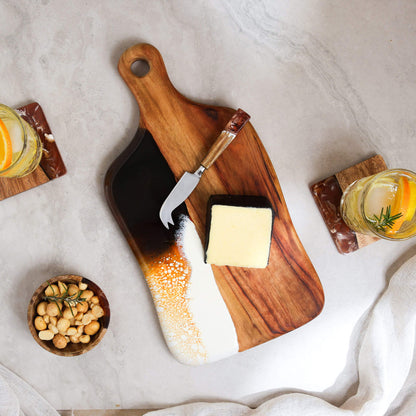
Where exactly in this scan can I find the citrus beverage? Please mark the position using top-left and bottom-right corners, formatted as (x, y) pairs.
(340, 169), (416, 240)
(0, 104), (42, 178)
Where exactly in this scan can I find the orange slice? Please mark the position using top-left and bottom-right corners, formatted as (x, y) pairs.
(0, 118), (13, 170)
(404, 180), (416, 222)
(386, 176), (415, 235)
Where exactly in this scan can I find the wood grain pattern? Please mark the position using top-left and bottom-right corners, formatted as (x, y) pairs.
(0, 165), (49, 198)
(0, 102), (66, 201)
(335, 154), (387, 192)
(201, 130), (238, 169)
(116, 44), (324, 352)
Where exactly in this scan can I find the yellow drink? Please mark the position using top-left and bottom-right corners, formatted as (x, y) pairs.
(340, 169), (416, 240)
(0, 104), (42, 178)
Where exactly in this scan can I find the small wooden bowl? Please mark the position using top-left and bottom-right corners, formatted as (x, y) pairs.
(27, 275), (110, 356)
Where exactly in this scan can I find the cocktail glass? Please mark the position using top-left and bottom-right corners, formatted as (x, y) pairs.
(340, 169), (416, 240)
(0, 104), (42, 178)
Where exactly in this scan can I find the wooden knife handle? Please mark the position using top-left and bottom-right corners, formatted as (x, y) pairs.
(201, 109), (250, 169)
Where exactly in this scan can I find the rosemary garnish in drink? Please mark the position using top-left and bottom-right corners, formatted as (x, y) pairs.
(43, 282), (86, 317)
(370, 205), (403, 232)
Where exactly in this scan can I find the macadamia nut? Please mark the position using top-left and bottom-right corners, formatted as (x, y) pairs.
(34, 316), (47, 331)
(76, 301), (89, 313)
(36, 301), (48, 316)
(90, 296), (99, 305)
(70, 335), (80, 343)
(82, 290), (94, 301)
(44, 284), (59, 297)
(53, 334), (67, 349)
(66, 327), (77, 336)
(46, 302), (60, 317)
(82, 312), (94, 325)
(62, 308), (74, 320)
(39, 330), (54, 341)
(91, 305), (104, 318)
(57, 318), (70, 333)
(48, 324), (59, 334)
(58, 281), (67, 294)
(67, 284), (79, 296)
(84, 321), (100, 335)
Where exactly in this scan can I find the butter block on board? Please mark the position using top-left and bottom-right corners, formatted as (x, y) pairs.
(205, 195), (273, 268)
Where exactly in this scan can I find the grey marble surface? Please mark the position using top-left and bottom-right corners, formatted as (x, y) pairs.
(1, 0), (416, 411)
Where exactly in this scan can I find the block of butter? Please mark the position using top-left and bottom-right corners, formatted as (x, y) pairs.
(205, 195), (273, 268)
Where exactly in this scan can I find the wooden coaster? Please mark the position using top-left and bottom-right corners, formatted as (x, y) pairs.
(0, 102), (66, 201)
(310, 155), (387, 254)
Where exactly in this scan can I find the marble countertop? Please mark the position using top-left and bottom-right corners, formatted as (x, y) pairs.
(1, 0), (416, 411)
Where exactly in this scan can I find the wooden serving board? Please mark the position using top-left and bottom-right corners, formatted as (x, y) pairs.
(105, 44), (324, 364)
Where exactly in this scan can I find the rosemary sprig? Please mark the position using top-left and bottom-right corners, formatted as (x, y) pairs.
(370, 205), (403, 232)
(43, 282), (86, 317)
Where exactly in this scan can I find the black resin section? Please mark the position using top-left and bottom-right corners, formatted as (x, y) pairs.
(105, 128), (187, 257)
(204, 195), (274, 264)
(207, 195), (273, 210)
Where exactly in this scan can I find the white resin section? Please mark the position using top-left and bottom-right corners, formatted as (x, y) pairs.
(176, 216), (239, 364)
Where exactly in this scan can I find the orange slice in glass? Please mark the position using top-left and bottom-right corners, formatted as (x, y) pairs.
(404, 180), (416, 222)
(0, 118), (13, 170)
(386, 176), (416, 235)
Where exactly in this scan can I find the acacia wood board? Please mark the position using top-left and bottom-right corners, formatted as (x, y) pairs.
(105, 43), (324, 362)
(0, 102), (66, 201)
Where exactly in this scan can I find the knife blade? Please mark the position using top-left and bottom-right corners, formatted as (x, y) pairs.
(159, 108), (250, 228)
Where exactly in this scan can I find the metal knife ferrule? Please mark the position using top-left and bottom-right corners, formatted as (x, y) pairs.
(194, 165), (206, 177)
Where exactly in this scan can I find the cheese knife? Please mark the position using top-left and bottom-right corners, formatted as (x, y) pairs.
(159, 108), (250, 228)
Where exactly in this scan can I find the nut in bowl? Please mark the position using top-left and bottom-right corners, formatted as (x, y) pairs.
(27, 275), (110, 356)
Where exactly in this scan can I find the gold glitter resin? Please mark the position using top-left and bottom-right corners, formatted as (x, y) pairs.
(145, 244), (208, 364)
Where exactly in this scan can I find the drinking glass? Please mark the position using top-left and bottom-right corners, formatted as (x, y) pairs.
(0, 104), (42, 178)
(340, 169), (416, 240)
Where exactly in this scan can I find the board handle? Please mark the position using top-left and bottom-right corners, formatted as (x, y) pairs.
(118, 44), (179, 123)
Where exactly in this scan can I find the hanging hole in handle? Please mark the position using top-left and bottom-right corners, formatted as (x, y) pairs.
(131, 59), (150, 78)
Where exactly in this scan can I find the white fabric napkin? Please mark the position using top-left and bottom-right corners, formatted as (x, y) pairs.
(146, 253), (416, 416)
(0, 364), (59, 416)
(1, 254), (416, 416)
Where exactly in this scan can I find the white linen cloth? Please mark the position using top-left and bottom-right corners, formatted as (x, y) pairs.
(0, 364), (59, 416)
(1, 254), (416, 416)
